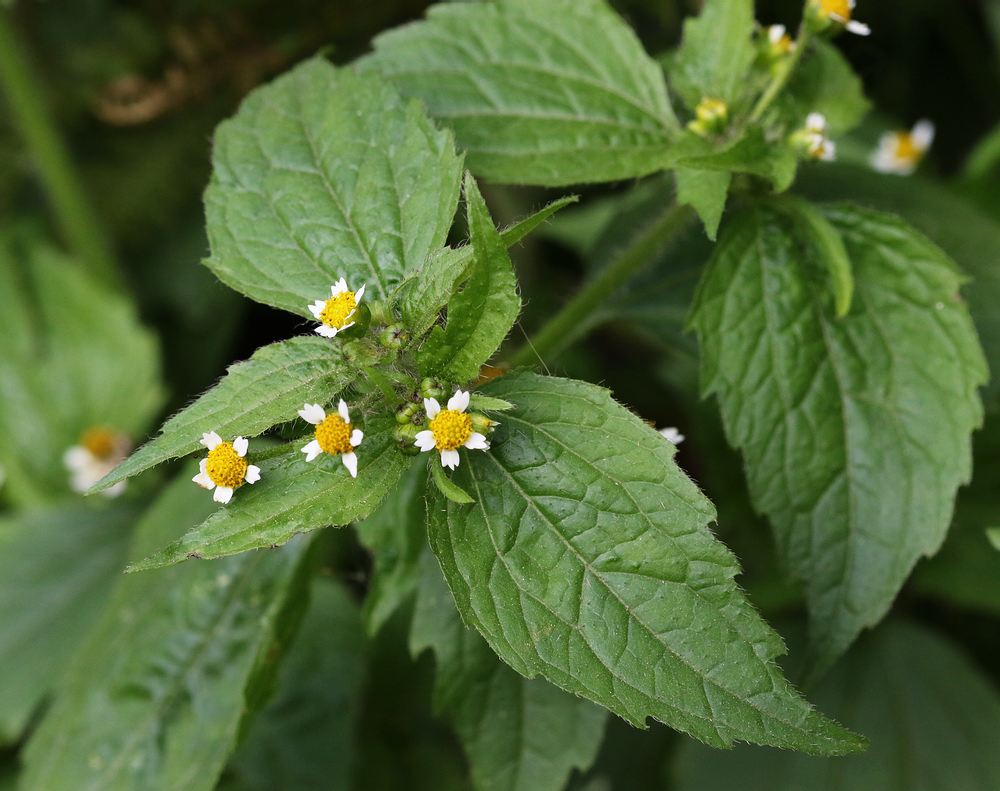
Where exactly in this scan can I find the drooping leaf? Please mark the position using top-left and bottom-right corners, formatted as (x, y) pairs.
(0, 503), (135, 742)
(218, 579), (366, 791)
(417, 173), (520, 382)
(204, 58), (463, 313)
(427, 369), (864, 755)
(412, 547), (607, 791)
(400, 196), (576, 340)
(675, 167), (731, 240)
(131, 416), (412, 569)
(670, 0), (756, 112)
(92, 336), (362, 494)
(19, 469), (313, 791)
(0, 233), (163, 505)
(674, 620), (1000, 791)
(688, 203), (986, 670)
(363, 0), (678, 186)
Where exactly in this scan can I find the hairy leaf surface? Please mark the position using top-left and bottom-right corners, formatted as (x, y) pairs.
(427, 370), (864, 754)
(364, 0), (677, 185)
(688, 203), (986, 669)
(205, 58), (462, 312)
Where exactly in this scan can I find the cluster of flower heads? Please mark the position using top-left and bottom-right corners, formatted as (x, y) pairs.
(190, 279), (494, 502)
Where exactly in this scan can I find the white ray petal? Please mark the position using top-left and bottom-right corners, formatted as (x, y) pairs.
(342, 452), (358, 478)
(233, 437), (249, 456)
(350, 429), (364, 446)
(424, 398), (441, 419)
(298, 403), (326, 424)
(214, 486), (234, 504)
(440, 449), (460, 470)
(465, 432), (490, 450)
(245, 465), (261, 484)
(315, 325), (337, 338)
(301, 439), (323, 462)
(338, 399), (350, 422)
(447, 389), (470, 412)
(414, 430), (436, 451)
(192, 471), (213, 489)
(201, 431), (222, 450)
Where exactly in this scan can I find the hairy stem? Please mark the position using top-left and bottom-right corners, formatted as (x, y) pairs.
(509, 201), (694, 367)
(0, 11), (121, 290)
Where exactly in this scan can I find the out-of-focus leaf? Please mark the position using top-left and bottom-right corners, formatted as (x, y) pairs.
(674, 620), (1000, 791)
(675, 167), (730, 240)
(204, 58), (462, 313)
(20, 468), (313, 791)
(0, 503), (135, 742)
(363, 0), (677, 185)
(689, 203), (986, 671)
(774, 39), (870, 134)
(428, 369), (865, 755)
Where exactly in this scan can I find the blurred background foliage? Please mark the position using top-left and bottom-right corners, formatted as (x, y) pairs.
(2, 0), (1000, 789)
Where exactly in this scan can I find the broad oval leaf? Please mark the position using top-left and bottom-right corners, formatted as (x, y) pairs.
(427, 370), (864, 755)
(688, 203), (986, 671)
(363, 0), (678, 186)
(204, 58), (463, 312)
(92, 336), (360, 494)
(131, 416), (413, 569)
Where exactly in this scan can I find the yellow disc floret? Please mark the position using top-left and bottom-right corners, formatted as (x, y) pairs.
(429, 410), (473, 451)
(80, 427), (119, 460)
(819, 0), (852, 18)
(894, 132), (919, 161)
(205, 442), (249, 488)
(320, 291), (357, 330)
(315, 414), (354, 455)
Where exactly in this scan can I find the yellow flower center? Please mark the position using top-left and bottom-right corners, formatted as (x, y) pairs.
(429, 410), (473, 451)
(320, 292), (357, 329)
(315, 414), (353, 455)
(819, 0), (852, 20)
(80, 427), (120, 460)
(205, 443), (248, 488)
(773, 32), (793, 54)
(894, 132), (920, 162)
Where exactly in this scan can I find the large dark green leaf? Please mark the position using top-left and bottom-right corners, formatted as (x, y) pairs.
(427, 370), (864, 755)
(688, 203), (986, 670)
(204, 58), (462, 312)
(363, 0), (677, 186)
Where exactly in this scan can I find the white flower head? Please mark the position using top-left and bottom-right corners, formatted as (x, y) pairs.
(298, 399), (364, 477)
(192, 432), (260, 504)
(308, 278), (366, 338)
(414, 389), (490, 470)
(767, 24), (796, 55)
(812, 0), (870, 36)
(798, 113), (836, 161)
(871, 119), (935, 175)
(64, 426), (132, 498)
(658, 427), (685, 445)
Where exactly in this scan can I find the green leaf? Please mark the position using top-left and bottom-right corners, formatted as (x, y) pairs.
(0, 233), (163, 505)
(204, 58), (463, 313)
(362, 0), (677, 186)
(131, 416), (412, 569)
(400, 196), (576, 340)
(431, 460), (475, 505)
(355, 462), (429, 636)
(775, 39), (870, 135)
(92, 336), (360, 494)
(688, 203), (986, 670)
(670, 0), (756, 111)
(427, 369), (865, 755)
(0, 503), (135, 742)
(219, 579), (366, 791)
(417, 174), (520, 382)
(675, 167), (731, 240)
(467, 393), (515, 412)
(20, 469), (312, 791)
(674, 620), (1000, 791)
(411, 547), (607, 791)
(671, 128), (799, 192)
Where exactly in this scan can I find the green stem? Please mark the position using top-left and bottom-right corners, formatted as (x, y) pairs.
(0, 11), (121, 290)
(748, 26), (811, 124)
(509, 201), (694, 367)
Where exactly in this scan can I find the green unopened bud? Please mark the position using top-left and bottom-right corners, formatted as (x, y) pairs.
(379, 324), (408, 349)
(395, 401), (421, 425)
(470, 413), (498, 436)
(687, 97), (728, 137)
(394, 423), (422, 454)
(420, 377), (445, 400)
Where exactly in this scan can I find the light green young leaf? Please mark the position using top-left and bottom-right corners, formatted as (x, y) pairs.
(400, 195), (576, 339)
(131, 416), (412, 569)
(0, 234), (163, 505)
(688, 203), (986, 671)
(20, 470), (312, 791)
(675, 167), (731, 240)
(670, 0), (756, 111)
(219, 579), (366, 791)
(675, 620), (1000, 791)
(362, 0), (677, 186)
(204, 58), (462, 313)
(427, 369), (865, 755)
(0, 504), (135, 742)
(411, 546), (606, 791)
(92, 337), (361, 494)
(417, 174), (520, 382)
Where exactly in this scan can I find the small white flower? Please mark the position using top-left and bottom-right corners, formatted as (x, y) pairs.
(799, 112), (836, 161)
(658, 427), (685, 445)
(308, 278), (366, 338)
(414, 389), (490, 470)
(812, 0), (870, 36)
(192, 432), (260, 504)
(64, 426), (132, 498)
(767, 24), (795, 55)
(871, 120), (935, 175)
(298, 399), (364, 477)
